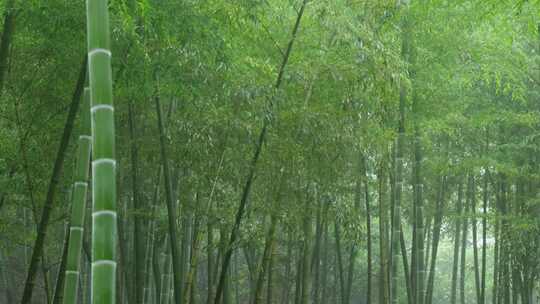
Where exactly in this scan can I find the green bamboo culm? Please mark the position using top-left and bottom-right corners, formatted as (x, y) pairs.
(62, 88), (92, 304)
(86, 0), (116, 303)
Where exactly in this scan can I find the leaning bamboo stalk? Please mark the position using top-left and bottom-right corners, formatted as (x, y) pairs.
(214, 2), (308, 303)
(20, 57), (87, 304)
(62, 88), (92, 304)
(86, 0), (116, 302)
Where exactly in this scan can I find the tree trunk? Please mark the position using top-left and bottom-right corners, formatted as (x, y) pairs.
(378, 161), (390, 304)
(52, 226), (69, 304)
(207, 219), (215, 304)
(0, 167), (14, 211)
(160, 243), (172, 304)
(344, 157), (363, 304)
(392, 81), (405, 303)
(281, 231), (293, 304)
(413, 132), (425, 304)
(153, 234), (164, 304)
(362, 154), (373, 304)
(344, 245), (356, 304)
(144, 167), (162, 304)
(334, 219), (345, 304)
(128, 99), (144, 304)
(492, 215), (499, 304)
(254, 173), (284, 304)
(184, 214), (201, 304)
(481, 129), (489, 304)
(399, 224), (413, 304)
(311, 198), (324, 304)
(155, 90), (182, 304)
(266, 242), (275, 304)
(425, 177), (446, 304)
(254, 215), (278, 304)
(424, 218), (432, 272)
(451, 182), (463, 304)
(460, 181), (469, 304)
(0, 250), (14, 303)
(470, 175), (481, 303)
(117, 195), (130, 304)
(499, 176), (510, 304)
(320, 219), (329, 304)
(300, 195), (312, 304)
(180, 203), (194, 302)
(294, 241), (303, 304)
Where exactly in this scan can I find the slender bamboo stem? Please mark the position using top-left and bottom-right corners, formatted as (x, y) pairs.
(214, 3), (308, 302)
(62, 89), (92, 304)
(20, 57), (87, 304)
(155, 90), (182, 304)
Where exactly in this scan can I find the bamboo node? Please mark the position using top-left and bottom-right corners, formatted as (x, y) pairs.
(91, 104), (114, 113)
(88, 48), (112, 57)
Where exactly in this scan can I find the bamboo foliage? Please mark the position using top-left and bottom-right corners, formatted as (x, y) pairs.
(63, 88), (92, 304)
(6, 1), (540, 304)
(86, 0), (116, 302)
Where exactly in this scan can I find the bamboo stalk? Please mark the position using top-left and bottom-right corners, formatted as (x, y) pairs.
(62, 89), (92, 304)
(86, 0), (116, 302)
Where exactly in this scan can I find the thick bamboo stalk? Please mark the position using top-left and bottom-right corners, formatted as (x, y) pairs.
(86, 0), (117, 301)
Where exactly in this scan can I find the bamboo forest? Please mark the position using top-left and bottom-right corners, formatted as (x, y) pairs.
(2, 0), (540, 303)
